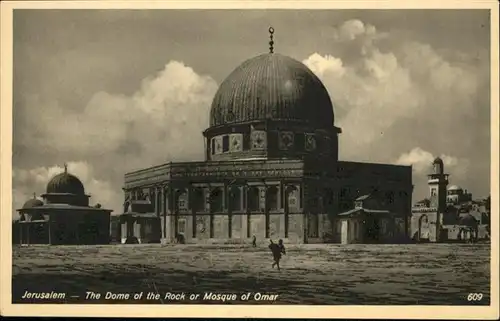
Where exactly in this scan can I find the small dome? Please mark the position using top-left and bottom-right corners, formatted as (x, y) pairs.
(22, 198), (43, 209)
(46, 167), (85, 195)
(209, 53), (334, 128)
(447, 185), (463, 191)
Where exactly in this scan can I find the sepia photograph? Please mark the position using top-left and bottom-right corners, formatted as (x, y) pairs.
(1, 0), (498, 319)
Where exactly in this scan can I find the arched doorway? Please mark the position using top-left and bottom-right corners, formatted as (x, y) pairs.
(418, 214), (430, 242)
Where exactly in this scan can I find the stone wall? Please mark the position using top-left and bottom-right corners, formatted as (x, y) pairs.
(231, 214), (243, 238)
(269, 213), (283, 238)
(287, 213), (304, 243)
(248, 214), (266, 240)
(159, 212), (303, 244)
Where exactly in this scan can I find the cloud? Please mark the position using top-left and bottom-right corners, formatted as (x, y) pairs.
(395, 147), (470, 176)
(13, 61), (218, 216)
(302, 53), (345, 78)
(303, 19), (490, 200)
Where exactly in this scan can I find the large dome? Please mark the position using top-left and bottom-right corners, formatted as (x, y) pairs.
(209, 53), (334, 128)
(46, 171), (85, 195)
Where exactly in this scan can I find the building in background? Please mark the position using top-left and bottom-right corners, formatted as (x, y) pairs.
(119, 29), (413, 244)
(411, 157), (490, 243)
(336, 193), (408, 244)
(13, 165), (112, 245)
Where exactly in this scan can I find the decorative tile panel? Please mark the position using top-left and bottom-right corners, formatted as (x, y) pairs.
(251, 130), (267, 150)
(213, 136), (223, 154)
(279, 131), (294, 150)
(304, 133), (317, 151)
(229, 133), (243, 152)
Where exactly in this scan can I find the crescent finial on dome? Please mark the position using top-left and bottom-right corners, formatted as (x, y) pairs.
(269, 26), (274, 53)
(64, 163), (68, 173)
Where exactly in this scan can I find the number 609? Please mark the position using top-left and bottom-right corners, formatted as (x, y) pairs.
(467, 293), (483, 301)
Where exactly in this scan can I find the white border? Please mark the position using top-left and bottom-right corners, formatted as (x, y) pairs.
(1, 1), (498, 319)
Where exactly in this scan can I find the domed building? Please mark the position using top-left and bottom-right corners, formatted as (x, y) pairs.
(120, 29), (413, 244)
(446, 185), (472, 204)
(14, 165), (112, 245)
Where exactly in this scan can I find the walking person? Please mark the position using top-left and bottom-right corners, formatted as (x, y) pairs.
(269, 239), (284, 270)
(252, 235), (257, 248)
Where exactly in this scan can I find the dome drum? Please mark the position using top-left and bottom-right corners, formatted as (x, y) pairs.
(41, 193), (91, 207)
(205, 119), (340, 161)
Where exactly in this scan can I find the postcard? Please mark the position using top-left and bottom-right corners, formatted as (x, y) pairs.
(1, 0), (498, 319)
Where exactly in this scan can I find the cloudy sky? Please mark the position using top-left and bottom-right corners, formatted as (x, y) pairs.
(12, 9), (491, 217)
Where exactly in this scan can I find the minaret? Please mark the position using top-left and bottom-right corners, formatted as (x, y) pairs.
(428, 157), (449, 211)
(428, 157), (449, 242)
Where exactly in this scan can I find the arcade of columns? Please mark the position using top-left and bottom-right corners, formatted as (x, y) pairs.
(123, 178), (339, 239)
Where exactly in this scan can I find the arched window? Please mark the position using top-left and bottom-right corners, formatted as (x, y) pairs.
(247, 186), (260, 211)
(176, 189), (188, 211)
(210, 188), (223, 213)
(266, 186), (279, 211)
(229, 186), (242, 211)
(286, 186), (298, 210)
(192, 188), (204, 212)
(307, 214), (319, 238)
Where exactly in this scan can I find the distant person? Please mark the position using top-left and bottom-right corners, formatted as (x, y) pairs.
(269, 239), (284, 270)
(252, 235), (257, 247)
(176, 233), (186, 244)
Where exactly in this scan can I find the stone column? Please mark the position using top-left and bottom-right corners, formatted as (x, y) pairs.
(225, 181), (231, 238)
(257, 184), (268, 239)
(277, 180), (285, 238)
(301, 181), (308, 244)
(154, 186), (161, 217)
(190, 184), (197, 239)
(160, 186), (166, 241)
(173, 188), (181, 238)
(242, 185), (248, 239)
(48, 217), (52, 245)
(19, 220), (23, 245)
(166, 185), (173, 242)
